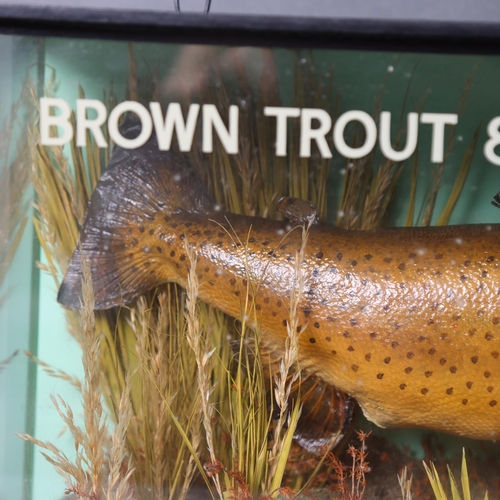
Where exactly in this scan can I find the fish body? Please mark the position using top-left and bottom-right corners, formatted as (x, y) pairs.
(59, 131), (500, 440)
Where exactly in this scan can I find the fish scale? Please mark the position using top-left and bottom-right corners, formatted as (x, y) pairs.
(58, 131), (500, 441)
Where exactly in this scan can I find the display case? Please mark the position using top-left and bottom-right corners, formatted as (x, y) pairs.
(1, 8), (500, 499)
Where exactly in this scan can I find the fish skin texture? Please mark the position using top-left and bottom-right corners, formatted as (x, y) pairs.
(58, 133), (500, 440)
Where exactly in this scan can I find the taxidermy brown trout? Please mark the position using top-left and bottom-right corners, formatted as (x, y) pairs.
(59, 128), (500, 441)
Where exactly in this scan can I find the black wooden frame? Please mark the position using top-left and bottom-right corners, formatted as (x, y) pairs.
(0, 5), (499, 54)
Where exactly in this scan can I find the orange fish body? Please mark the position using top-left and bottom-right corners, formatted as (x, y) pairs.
(59, 131), (500, 441)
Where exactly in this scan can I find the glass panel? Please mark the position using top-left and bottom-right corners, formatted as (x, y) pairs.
(1, 32), (500, 499)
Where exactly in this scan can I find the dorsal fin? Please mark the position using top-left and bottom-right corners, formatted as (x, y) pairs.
(276, 196), (319, 225)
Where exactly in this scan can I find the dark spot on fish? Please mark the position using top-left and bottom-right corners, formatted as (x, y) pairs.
(405, 367), (413, 374)
(264, 297), (270, 304)
(139, 225), (145, 233)
(460, 275), (467, 282)
(428, 348), (436, 355)
(466, 381), (473, 389)
(262, 240), (269, 246)
(400, 383), (407, 390)
(409, 252), (417, 258)
(248, 237), (255, 243)
(217, 232), (224, 238)
(365, 353), (371, 361)
(439, 358), (447, 365)
(337, 253), (343, 261)
(384, 357), (391, 364)
(383, 257), (392, 263)
(303, 307), (312, 317)
(435, 271), (443, 278)
(418, 335), (427, 342)
(309, 338), (316, 344)
(156, 247), (162, 253)
(464, 260), (471, 267)
(180, 254), (186, 261)
(343, 331), (350, 338)
(392, 341), (399, 348)
(314, 322), (320, 328)
(364, 254), (373, 260)
(148, 229), (154, 235)
(351, 365), (359, 372)
(383, 305), (390, 312)
(462, 399), (468, 405)
(348, 345), (354, 352)
(440, 333), (449, 340)
(184, 222), (192, 228)
(351, 260), (358, 267)
(486, 332), (494, 341)
(171, 223), (178, 229)
(144, 262), (151, 268)
(446, 387), (453, 395)
(325, 336), (331, 342)
(242, 279), (248, 287)
(482, 271), (489, 277)
(399, 283), (406, 290)
(450, 366), (457, 374)
(350, 319), (357, 326)
(370, 332), (377, 339)
(255, 304), (261, 311)
(398, 263), (406, 271)
(428, 319), (434, 325)
(471, 356), (479, 364)
(234, 291), (240, 296)
(407, 352), (414, 359)
(327, 316), (334, 322)
(179, 234), (185, 240)
(204, 230), (212, 236)
(421, 388), (429, 395)
(276, 300), (282, 308)
(131, 238), (138, 246)
(490, 400), (497, 407)
(282, 320), (287, 327)
(488, 386), (494, 393)
(425, 371), (433, 377)
(435, 253), (443, 260)
(331, 350), (337, 355)
(469, 328), (477, 336)
(316, 252), (324, 259)
(377, 373), (384, 379)
(128, 253), (133, 259)
(487, 256), (495, 262)
(492, 351), (499, 359)
(485, 371), (492, 378)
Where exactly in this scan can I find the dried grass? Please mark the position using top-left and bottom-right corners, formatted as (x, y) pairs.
(22, 45), (481, 500)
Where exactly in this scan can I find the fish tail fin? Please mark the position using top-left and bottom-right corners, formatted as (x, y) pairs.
(58, 123), (213, 310)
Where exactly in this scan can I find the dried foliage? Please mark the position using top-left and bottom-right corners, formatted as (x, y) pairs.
(0, 77), (33, 297)
(423, 450), (489, 500)
(20, 44), (482, 500)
